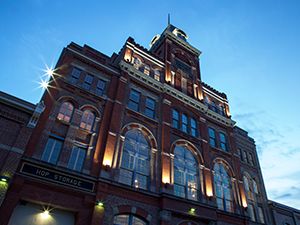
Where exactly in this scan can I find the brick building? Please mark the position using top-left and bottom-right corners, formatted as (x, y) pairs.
(0, 24), (296, 224)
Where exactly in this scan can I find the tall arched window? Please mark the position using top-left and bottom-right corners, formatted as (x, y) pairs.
(219, 105), (225, 116)
(114, 214), (147, 225)
(80, 109), (95, 131)
(244, 175), (255, 221)
(214, 163), (234, 212)
(133, 57), (141, 70)
(57, 101), (74, 123)
(204, 96), (210, 108)
(173, 109), (179, 129)
(119, 129), (151, 190)
(173, 146), (199, 201)
(212, 101), (217, 112)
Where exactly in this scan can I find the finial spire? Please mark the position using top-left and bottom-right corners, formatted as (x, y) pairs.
(168, 14), (170, 25)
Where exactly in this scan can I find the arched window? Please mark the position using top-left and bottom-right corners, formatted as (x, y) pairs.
(80, 109), (95, 131)
(214, 163), (234, 212)
(144, 64), (150, 75)
(182, 114), (188, 133)
(133, 57), (141, 70)
(204, 96), (210, 108)
(114, 214), (147, 225)
(212, 101), (217, 112)
(57, 101), (74, 123)
(243, 176), (249, 191)
(173, 109), (179, 129)
(190, 118), (197, 137)
(253, 179), (258, 193)
(173, 146), (199, 201)
(219, 105), (225, 116)
(154, 69), (160, 81)
(119, 129), (151, 190)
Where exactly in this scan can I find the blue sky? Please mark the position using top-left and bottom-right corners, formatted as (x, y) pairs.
(1, 0), (300, 209)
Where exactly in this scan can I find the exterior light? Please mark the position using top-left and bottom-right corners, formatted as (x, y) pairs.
(97, 201), (104, 207)
(0, 176), (10, 183)
(162, 177), (170, 184)
(41, 210), (50, 219)
(190, 207), (195, 212)
(103, 159), (112, 167)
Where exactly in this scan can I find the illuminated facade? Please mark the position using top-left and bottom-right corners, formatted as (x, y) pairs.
(0, 24), (295, 224)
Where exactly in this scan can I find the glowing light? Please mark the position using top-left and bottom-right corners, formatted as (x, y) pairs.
(242, 201), (248, 208)
(41, 80), (48, 88)
(162, 177), (170, 184)
(97, 201), (104, 206)
(190, 207), (195, 212)
(103, 159), (112, 167)
(0, 176), (9, 183)
(41, 210), (50, 219)
(207, 189), (213, 197)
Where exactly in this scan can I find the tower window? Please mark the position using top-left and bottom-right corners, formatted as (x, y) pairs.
(144, 64), (150, 75)
(69, 67), (81, 84)
(145, 97), (155, 119)
(209, 128), (216, 147)
(154, 69), (160, 81)
(173, 109), (179, 129)
(191, 118), (197, 137)
(220, 133), (227, 151)
(128, 89), (140, 112)
(133, 57), (141, 70)
(95, 79), (106, 96)
(82, 74), (94, 91)
(80, 110), (95, 131)
(182, 114), (188, 133)
(57, 101), (74, 123)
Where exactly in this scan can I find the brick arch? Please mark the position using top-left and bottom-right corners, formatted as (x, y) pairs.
(172, 49), (194, 66)
(132, 54), (144, 64)
(57, 96), (79, 109)
(211, 157), (236, 178)
(80, 104), (100, 117)
(113, 205), (152, 223)
(170, 139), (203, 165)
(121, 123), (157, 149)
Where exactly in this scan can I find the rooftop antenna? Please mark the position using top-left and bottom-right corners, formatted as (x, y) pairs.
(168, 14), (170, 25)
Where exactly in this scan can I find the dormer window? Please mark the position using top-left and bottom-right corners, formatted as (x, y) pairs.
(204, 97), (210, 108)
(133, 57), (141, 70)
(219, 105), (225, 116)
(154, 69), (160, 81)
(212, 101), (217, 112)
(144, 64), (150, 75)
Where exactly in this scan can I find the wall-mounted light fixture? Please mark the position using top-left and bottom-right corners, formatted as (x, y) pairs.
(0, 175), (10, 183)
(97, 201), (104, 207)
(41, 210), (50, 219)
(190, 207), (195, 212)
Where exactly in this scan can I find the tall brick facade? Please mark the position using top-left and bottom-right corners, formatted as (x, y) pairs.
(0, 24), (298, 225)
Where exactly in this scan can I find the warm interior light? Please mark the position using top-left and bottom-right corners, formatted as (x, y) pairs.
(103, 159), (112, 167)
(41, 210), (50, 219)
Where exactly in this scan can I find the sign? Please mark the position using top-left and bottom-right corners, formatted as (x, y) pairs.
(20, 163), (94, 192)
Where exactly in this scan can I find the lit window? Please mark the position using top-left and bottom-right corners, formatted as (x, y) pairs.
(68, 146), (86, 172)
(82, 74), (94, 90)
(212, 101), (217, 112)
(220, 133), (227, 151)
(173, 109), (179, 129)
(258, 206), (265, 223)
(219, 105), (225, 116)
(128, 89), (140, 111)
(209, 128), (216, 147)
(214, 163), (234, 212)
(249, 153), (254, 166)
(249, 204), (256, 221)
(190, 118), (197, 137)
(204, 96), (210, 108)
(182, 114), (188, 133)
(144, 64), (150, 75)
(154, 69), (160, 81)
(133, 57), (141, 70)
(174, 146), (199, 200)
(145, 97), (155, 119)
(57, 101), (74, 123)
(119, 129), (151, 190)
(69, 67), (81, 84)
(243, 150), (248, 163)
(80, 110), (95, 131)
(95, 79), (106, 96)
(41, 138), (63, 164)
(114, 214), (147, 225)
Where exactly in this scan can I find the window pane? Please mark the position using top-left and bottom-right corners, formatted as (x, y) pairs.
(129, 90), (140, 111)
(41, 138), (63, 164)
(174, 184), (185, 198)
(114, 215), (129, 225)
(119, 169), (132, 186)
(258, 207), (264, 223)
(216, 198), (224, 210)
(95, 79), (106, 96)
(132, 216), (146, 225)
(173, 110), (179, 129)
(69, 68), (81, 84)
(135, 173), (147, 189)
(80, 110), (95, 131)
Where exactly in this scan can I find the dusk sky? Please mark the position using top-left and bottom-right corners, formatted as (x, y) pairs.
(1, 0), (300, 209)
